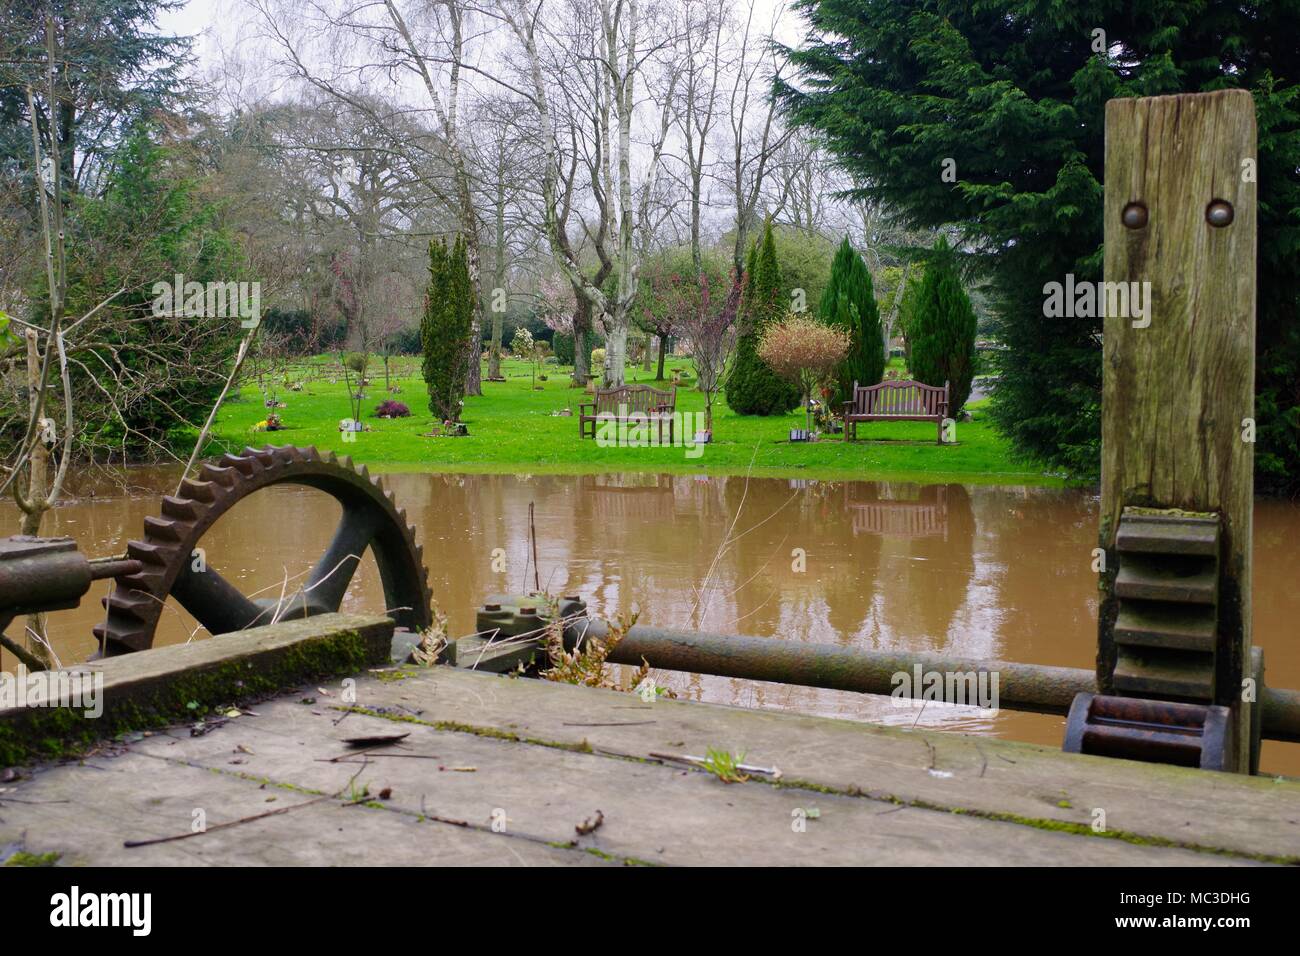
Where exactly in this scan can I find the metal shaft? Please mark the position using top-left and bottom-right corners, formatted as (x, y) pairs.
(588, 621), (1300, 742)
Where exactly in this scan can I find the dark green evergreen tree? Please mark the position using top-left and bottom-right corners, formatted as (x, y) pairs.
(908, 237), (977, 418)
(821, 237), (884, 405)
(0, 0), (193, 193)
(37, 127), (243, 457)
(422, 236), (473, 423)
(725, 221), (801, 415)
(776, 0), (1300, 489)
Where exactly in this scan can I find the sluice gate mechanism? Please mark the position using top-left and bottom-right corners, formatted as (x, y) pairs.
(0, 91), (1294, 779)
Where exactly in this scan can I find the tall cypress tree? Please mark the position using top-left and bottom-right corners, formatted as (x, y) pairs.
(909, 237), (977, 418)
(821, 236), (884, 405)
(726, 220), (801, 415)
(422, 236), (473, 423)
(776, 0), (1300, 489)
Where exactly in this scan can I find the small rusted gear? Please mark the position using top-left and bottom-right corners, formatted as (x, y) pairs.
(93, 445), (432, 656)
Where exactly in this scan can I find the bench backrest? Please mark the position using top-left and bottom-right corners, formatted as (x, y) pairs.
(849, 380), (948, 416)
(594, 384), (676, 415)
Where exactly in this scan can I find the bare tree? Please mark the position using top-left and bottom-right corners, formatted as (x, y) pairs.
(723, 0), (790, 275)
(495, 0), (678, 387)
(677, 270), (742, 440)
(247, 0), (486, 394)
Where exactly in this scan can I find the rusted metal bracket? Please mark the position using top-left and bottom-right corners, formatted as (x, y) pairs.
(440, 593), (588, 672)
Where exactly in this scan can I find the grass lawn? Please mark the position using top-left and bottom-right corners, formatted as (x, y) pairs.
(210, 356), (1060, 486)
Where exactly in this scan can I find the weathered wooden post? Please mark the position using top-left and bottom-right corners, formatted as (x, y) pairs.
(1088, 90), (1257, 772)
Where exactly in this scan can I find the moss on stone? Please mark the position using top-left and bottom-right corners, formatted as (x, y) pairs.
(0, 626), (384, 767)
(4, 850), (60, 867)
(336, 705), (595, 754)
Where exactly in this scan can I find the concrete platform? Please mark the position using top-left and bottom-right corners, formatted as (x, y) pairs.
(2, 624), (1298, 865)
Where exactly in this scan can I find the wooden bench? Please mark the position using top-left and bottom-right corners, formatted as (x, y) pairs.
(579, 384), (677, 441)
(843, 379), (949, 444)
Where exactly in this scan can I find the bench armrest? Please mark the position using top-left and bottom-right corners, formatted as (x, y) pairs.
(578, 402), (595, 415)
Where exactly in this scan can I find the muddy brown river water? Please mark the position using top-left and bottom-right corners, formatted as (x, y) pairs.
(5, 469), (1298, 775)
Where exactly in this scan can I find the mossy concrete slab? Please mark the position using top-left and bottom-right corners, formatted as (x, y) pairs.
(0, 613), (394, 766)
(120, 699), (1256, 866)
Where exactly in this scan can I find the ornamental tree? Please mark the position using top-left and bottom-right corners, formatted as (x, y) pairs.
(820, 237), (884, 404)
(908, 237), (978, 418)
(758, 314), (851, 434)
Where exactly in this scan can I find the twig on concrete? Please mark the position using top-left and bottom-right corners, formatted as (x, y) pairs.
(123, 763), (367, 848)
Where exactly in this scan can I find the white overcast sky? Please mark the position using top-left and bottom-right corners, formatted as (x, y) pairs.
(158, 0), (806, 78)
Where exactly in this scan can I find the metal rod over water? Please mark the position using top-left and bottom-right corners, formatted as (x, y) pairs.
(580, 620), (1300, 743)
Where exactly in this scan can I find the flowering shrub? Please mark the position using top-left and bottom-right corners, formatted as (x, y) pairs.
(374, 399), (411, 419)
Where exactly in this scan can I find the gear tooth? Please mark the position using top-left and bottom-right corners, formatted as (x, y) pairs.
(127, 541), (168, 566)
(200, 464), (236, 487)
(221, 454), (256, 476)
(337, 455), (353, 471)
(96, 625), (150, 654)
(143, 516), (183, 542)
(105, 591), (153, 621)
(161, 496), (199, 520)
(179, 478), (215, 502)
(242, 446), (275, 466)
(325, 450), (338, 463)
(301, 447), (321, 461)
(358, 464), (370, 480)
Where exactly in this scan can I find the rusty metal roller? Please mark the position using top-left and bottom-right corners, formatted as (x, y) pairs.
(1063, 692), (1232, 772)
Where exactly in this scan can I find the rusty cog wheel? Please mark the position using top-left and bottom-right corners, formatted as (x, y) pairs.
(93, 445), (432, 656)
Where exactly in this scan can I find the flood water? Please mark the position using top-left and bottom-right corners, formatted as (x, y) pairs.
(6, 469), (1299, 775)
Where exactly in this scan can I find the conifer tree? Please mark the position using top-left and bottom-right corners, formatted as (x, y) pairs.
(422, 236), (473, 424)
(908, 237), (977, 418)
(725, 221), (801, 415)
(820, 237), (884, 405)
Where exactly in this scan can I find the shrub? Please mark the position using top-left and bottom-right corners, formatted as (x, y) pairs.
(374, 399), (411, 418)
(553, 332), (575, 365)
(758, 314), (851, 433)
(590, 347), (606, 369)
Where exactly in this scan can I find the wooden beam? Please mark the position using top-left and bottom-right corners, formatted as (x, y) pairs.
(1099, 90), (1256, 771)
